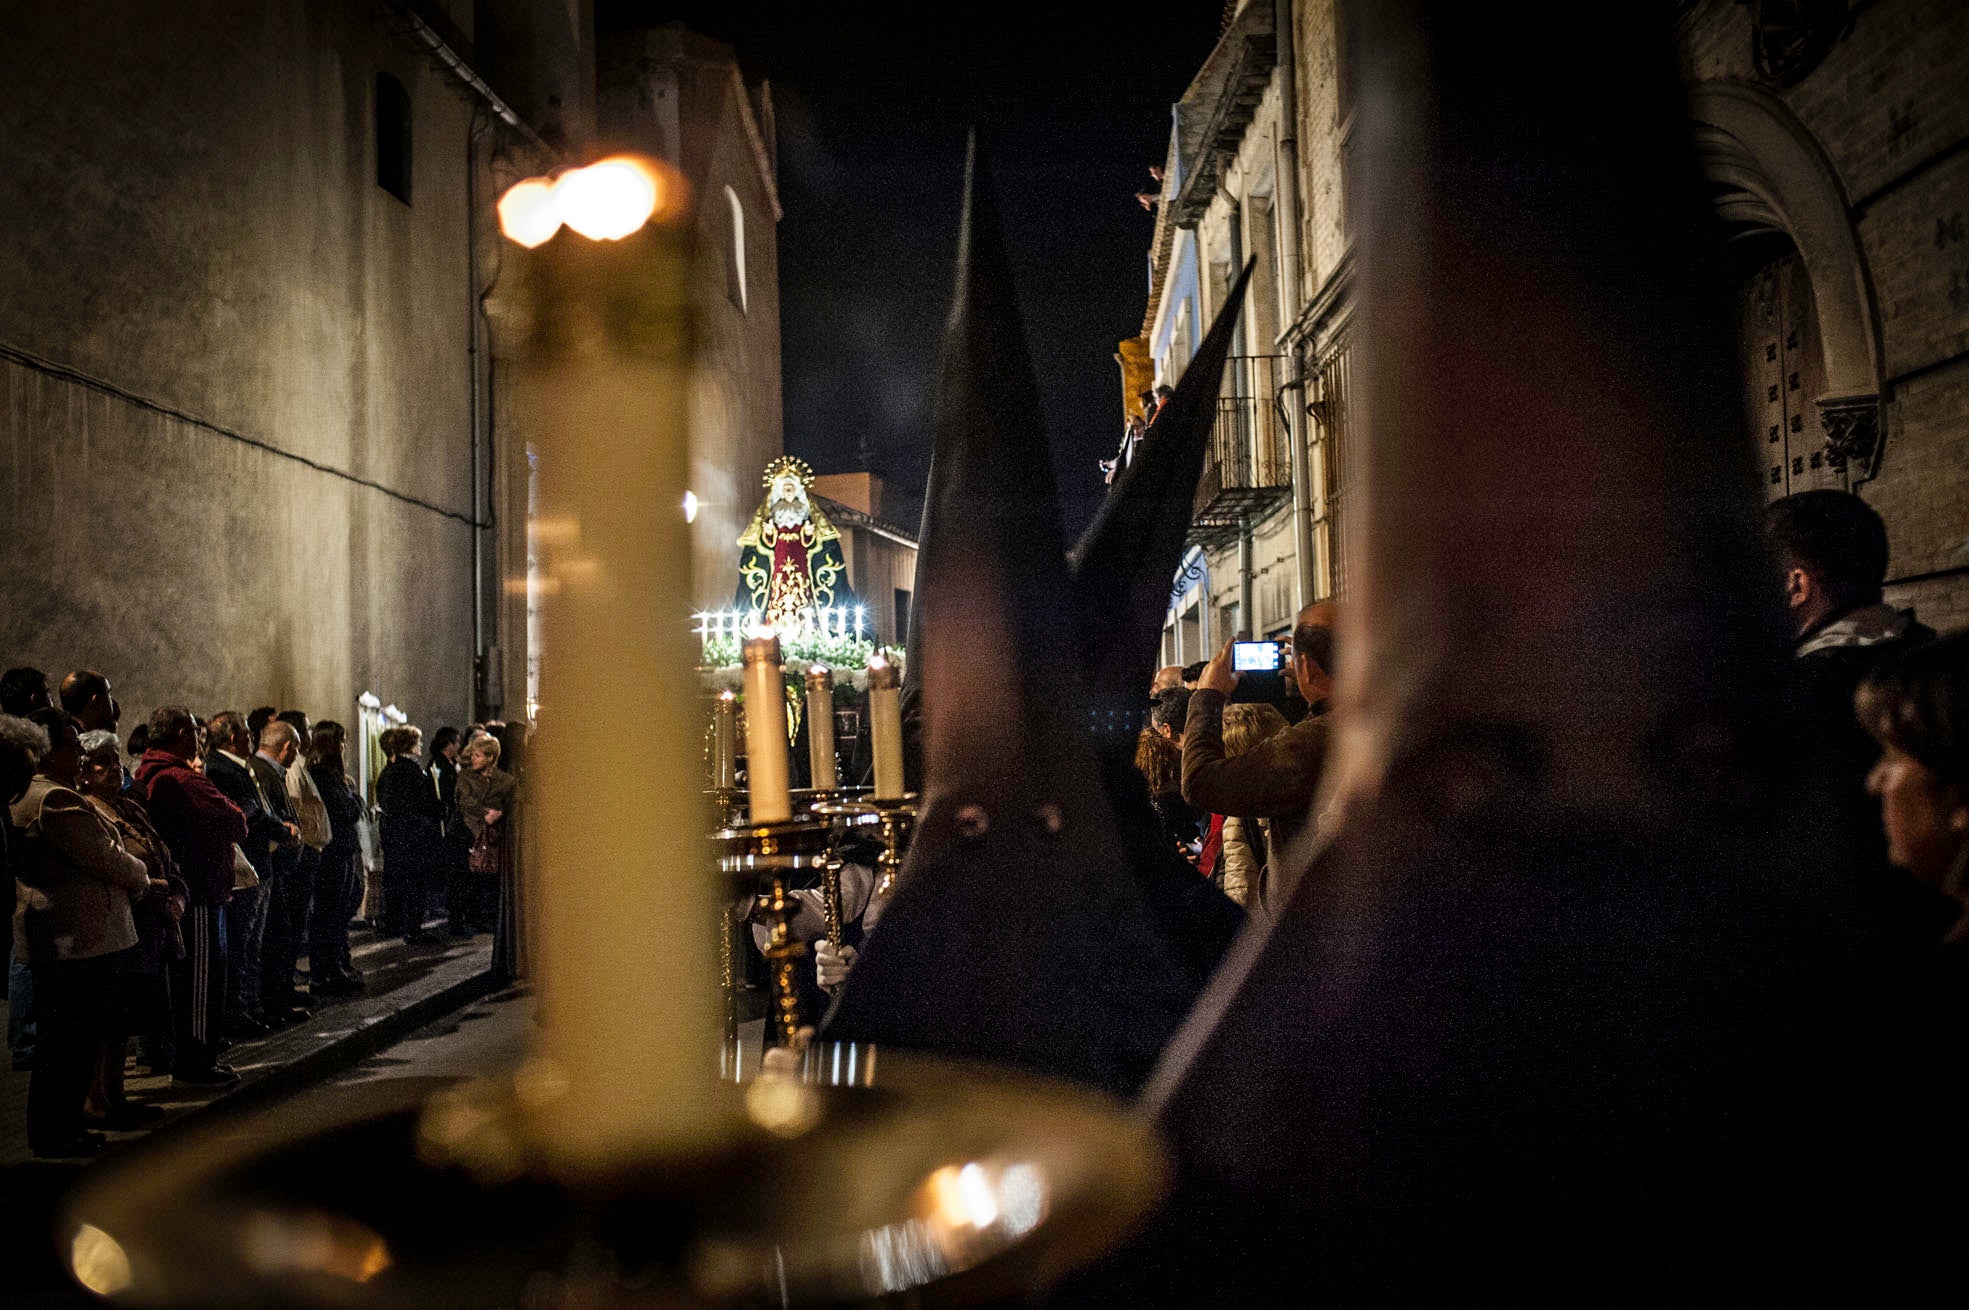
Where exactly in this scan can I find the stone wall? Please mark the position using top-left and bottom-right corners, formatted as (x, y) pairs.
(1682, 0), (1969, 625)
(0, 1), (506, 733)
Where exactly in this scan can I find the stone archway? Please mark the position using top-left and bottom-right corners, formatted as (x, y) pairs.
(1690, 81), (1884, 478)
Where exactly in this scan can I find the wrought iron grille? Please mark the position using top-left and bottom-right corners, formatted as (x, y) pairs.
(1189, 354), (1292, 548)
(1308, 339), (1354, 600)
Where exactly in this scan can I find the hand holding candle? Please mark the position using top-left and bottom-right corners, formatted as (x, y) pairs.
(868, 654), (904, 801)
(743, 630), (792, 823)
(805, 666), (839, 791)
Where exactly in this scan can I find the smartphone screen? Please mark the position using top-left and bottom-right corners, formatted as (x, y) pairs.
(1232, 641), (1282, 673)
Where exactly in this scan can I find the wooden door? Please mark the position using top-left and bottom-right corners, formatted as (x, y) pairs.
(1735, 247), (1842, 501)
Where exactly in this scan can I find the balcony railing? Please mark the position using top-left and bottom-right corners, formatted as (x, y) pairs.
(1189, 354), (1292, 549)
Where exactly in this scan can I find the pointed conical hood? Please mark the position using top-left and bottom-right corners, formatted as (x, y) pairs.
(821, 137), (1199, 1094)
(1066, 261), (1255, 986)
(1070, 258), (1253, 723)
(1106, 4), (1954, 1300)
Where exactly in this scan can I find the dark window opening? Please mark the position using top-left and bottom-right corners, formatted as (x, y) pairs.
(893, 588), (912, 646)
(376, 73), (412, 205)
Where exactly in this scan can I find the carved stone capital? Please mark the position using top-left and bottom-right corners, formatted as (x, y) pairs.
(1817, 394), (1880, 479)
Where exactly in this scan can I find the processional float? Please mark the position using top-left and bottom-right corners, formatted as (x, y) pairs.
(58, 2), (1967, 1304)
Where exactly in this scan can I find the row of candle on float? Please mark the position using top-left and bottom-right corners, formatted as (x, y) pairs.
(718, 632), (907, 821)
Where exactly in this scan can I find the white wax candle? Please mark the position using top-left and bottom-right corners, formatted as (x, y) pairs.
(513, 176), (731, 1171)
(868, 656), (904, 801)
(805, 666), (839, 791)
(743, 632), (791, 823)
(712, 691), (736, 789)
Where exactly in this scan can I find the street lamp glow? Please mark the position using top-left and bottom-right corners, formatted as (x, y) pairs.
(553, 157), (662, 241)
(682, 489), (700, 523)
(496, 177), (563, 248)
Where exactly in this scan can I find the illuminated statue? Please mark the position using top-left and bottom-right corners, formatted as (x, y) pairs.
(735, 456), (854, 626)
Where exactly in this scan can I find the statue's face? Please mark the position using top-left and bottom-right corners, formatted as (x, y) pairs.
(769, 474), (810, 530)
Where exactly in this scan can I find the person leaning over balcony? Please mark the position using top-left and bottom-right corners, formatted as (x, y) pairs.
(1181, 602), (1340, 913)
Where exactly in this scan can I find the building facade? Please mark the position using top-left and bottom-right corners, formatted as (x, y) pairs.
(0, 0), (575, 741)
(1140, 0), (1969, 660)
(810, 472), (918, 647)
(0, 3), (791, 749)
(596, 24), (787, 611)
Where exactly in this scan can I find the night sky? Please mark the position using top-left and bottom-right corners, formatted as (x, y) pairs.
(598, 2), (1226, 537)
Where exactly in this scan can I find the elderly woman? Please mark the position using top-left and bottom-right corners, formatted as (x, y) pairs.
(78, 731), (180, 1119)
(376, 726), (442, 945)
(457, 733), (520, 979)
(11, 710), (149, 1157)
(1856, 630), (1969, 947)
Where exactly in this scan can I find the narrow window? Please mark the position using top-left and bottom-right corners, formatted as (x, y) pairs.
(376, 73), (412, 205)
(725, 185), (748, 312)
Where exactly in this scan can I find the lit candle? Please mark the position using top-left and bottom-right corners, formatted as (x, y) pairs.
(868, 654), (904, 801)
(743, 630), (792, 823)
(805, 666), (838, 791)
(712, 690), (737, 790)
(507, 165), (731, 1170)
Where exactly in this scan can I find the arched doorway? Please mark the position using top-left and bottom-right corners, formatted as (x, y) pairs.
(1691, 82), (1883, 484)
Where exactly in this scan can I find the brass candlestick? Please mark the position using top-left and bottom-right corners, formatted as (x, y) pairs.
(704, 786), (744, 830)
(812, 793), (917, 919)
(789, 783), (866, 812)
(711, 814), (833, 1049)
(820, 857), (845, 950)
(63, 1047), (1170, 1307)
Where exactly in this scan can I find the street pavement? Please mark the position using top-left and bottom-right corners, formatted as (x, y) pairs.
(0, 929), (498, 1305)
(326, 983), (533, 1088)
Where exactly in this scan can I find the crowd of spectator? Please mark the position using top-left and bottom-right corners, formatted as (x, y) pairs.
(0, 670), (524, 1159)
(1135, 491), (1969, 962)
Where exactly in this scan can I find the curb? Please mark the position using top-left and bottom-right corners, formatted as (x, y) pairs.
(197, 963), (505, 1123)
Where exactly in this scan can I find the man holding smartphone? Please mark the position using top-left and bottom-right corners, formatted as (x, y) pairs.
(1181, 602), (1339, 910)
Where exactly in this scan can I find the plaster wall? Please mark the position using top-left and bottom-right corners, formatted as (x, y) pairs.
(0, 0), (489, 732)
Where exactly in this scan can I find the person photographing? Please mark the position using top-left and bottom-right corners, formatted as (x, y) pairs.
(1181, 602), (1339, 912)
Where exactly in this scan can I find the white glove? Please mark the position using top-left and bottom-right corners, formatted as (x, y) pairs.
(815, 940), (858, 990)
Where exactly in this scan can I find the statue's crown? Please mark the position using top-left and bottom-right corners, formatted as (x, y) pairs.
(761, 455), (815, 490)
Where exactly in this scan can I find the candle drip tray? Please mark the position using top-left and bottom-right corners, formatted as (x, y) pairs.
(59, 1050), (1167, 1308)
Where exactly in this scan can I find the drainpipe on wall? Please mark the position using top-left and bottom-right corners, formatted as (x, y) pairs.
(467, 106), (487, 717)
(1273, 0), (1318, 610)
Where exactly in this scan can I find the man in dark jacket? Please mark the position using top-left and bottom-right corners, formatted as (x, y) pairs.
(250, 722), (311, 1021)
(428, 727), (475, 937)
(1767, 490), (1936, 871)
(1181, 602), (1339, 911)
(134, 706), (246, 1085)
(202, 711), (298, 1034)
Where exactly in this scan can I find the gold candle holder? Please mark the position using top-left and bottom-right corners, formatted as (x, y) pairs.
(710, 814), (833, 1050)
(813, 794), (919, 902)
